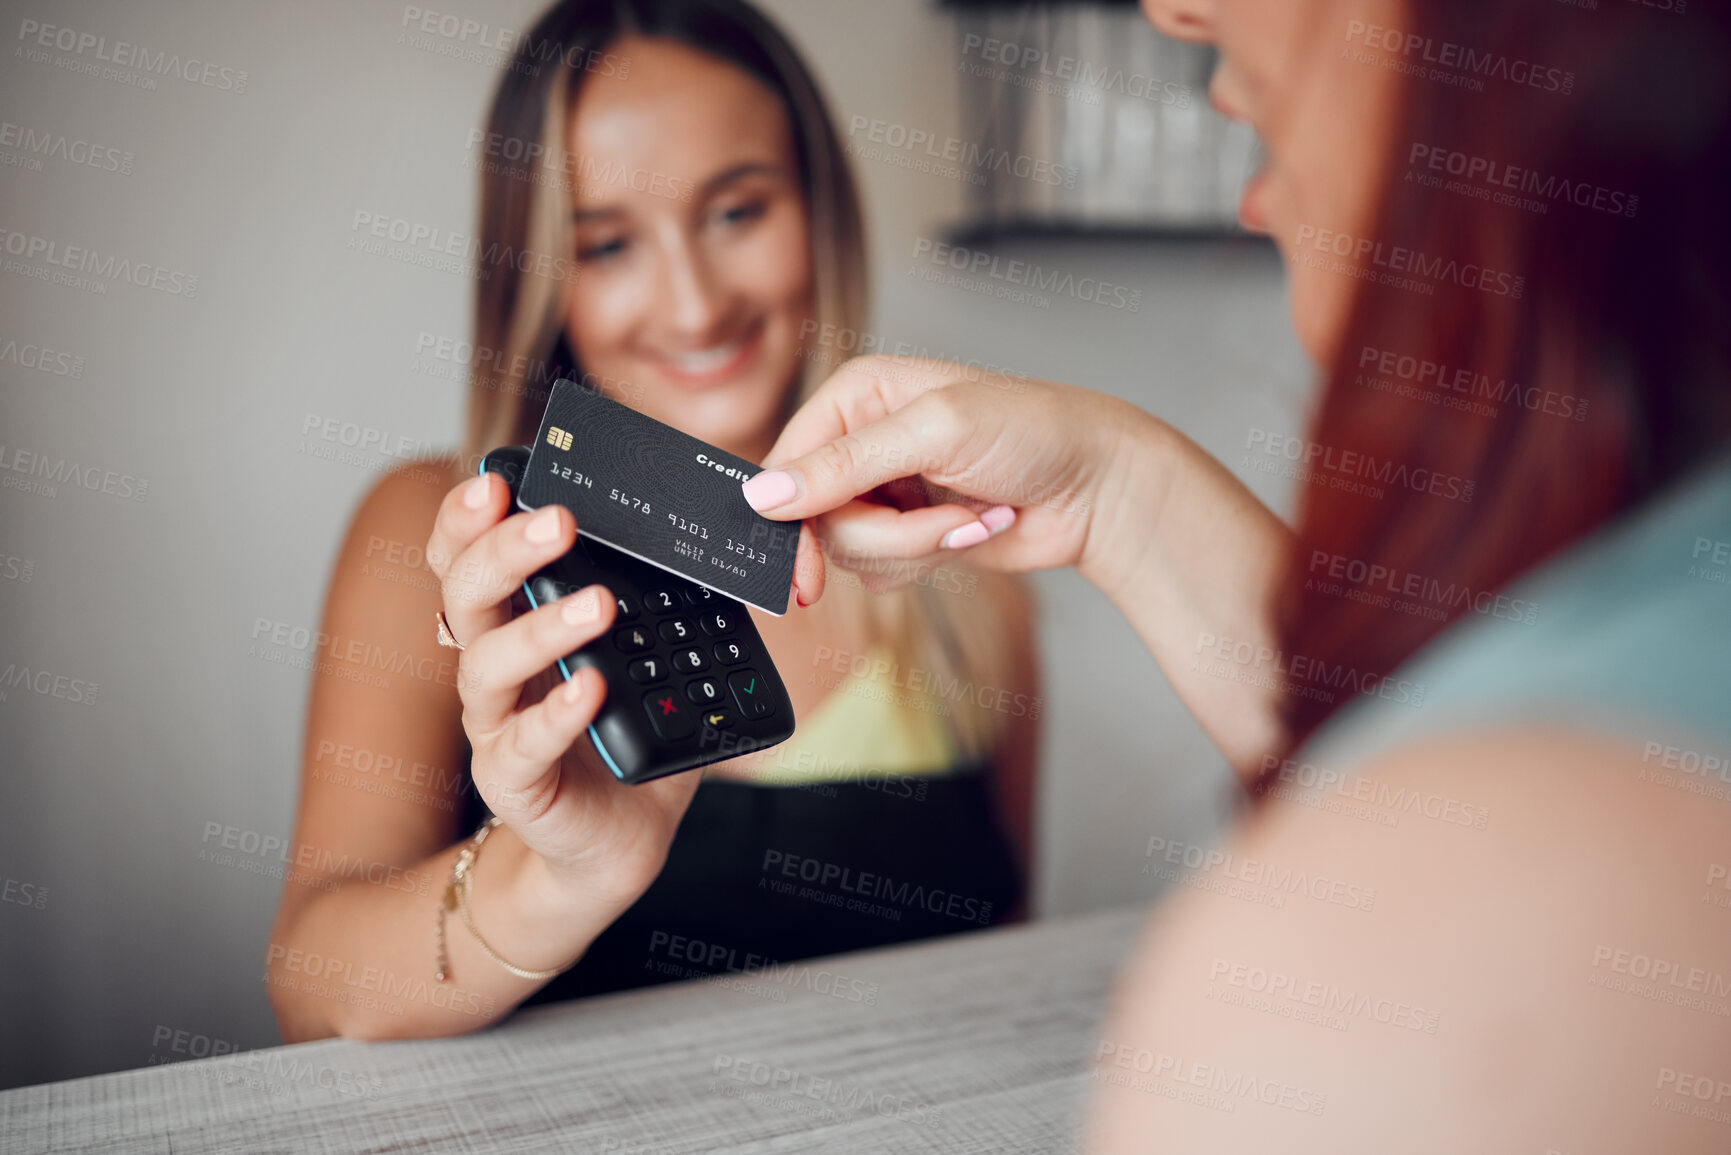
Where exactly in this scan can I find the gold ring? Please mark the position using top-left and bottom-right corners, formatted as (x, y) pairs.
(435, 610), (466, 651)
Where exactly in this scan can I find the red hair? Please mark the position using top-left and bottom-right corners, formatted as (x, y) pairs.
(1275, 0), (1731, 749)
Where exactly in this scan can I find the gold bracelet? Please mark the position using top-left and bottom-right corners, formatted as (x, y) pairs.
(435, 817), (578, 983)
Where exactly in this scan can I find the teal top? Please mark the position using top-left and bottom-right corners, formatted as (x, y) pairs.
(1298, 452), (1731, 776)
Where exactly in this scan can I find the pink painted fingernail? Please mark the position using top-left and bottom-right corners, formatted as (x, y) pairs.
(941, 521), (990, 550)
(742, 470), (797, 513)
(525, 505), (562, 543)
(980, 505), (1016, 534)
(463, 475), (492, 508)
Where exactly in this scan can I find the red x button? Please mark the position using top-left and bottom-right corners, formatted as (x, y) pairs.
(642, 688), (696, 741)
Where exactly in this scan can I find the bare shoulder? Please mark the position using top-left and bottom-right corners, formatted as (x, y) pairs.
(343, 458), (461, 555)
(1087, 725), (1731, 1152)
(323, 460), (462, 608)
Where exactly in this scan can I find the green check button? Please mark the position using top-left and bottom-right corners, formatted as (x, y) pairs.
(727, 668), (774, 718)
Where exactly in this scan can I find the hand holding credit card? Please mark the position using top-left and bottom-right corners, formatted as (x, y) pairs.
(519, 379), (799, 615)
(485, 378), (798, 783)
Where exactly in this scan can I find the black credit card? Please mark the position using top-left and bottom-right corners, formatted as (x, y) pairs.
(517, 379), (798, 615)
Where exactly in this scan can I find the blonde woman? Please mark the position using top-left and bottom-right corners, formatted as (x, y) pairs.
(267, 0), (1038, 1041)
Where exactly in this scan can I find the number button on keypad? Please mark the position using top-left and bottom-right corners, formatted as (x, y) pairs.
(699, 609), (737, 636)
(671, 646), (709, 673)
(613, 626), (653, 654)
(658, 618), (697, 644)
(644, 589), (682, 615)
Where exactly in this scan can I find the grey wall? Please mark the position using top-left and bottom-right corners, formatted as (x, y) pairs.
(0, 0), (1309, 1089)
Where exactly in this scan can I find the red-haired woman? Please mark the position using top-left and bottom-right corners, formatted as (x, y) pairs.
(746, 0), (1731, 1145)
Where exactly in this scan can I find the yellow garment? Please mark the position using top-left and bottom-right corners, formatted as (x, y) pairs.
(747, 644), (960, 784)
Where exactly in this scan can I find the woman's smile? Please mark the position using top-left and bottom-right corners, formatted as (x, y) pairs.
(642, 318), (766, 389)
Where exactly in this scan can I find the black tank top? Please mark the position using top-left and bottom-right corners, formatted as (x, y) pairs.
(455, 755), (1025, 1006)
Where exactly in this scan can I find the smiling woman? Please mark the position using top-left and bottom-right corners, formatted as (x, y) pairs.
(264, 0), (1040, 1044)
(469, 21), (842, 461)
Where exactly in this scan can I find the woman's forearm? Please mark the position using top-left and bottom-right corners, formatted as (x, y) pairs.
(1078, 399), (1293, 780)
(266, 824), (623, 1041)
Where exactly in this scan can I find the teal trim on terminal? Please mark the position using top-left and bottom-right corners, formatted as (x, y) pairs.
(478, 456), (626, 781)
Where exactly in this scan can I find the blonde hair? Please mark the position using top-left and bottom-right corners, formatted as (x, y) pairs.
(457, 0), (1027, 760)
